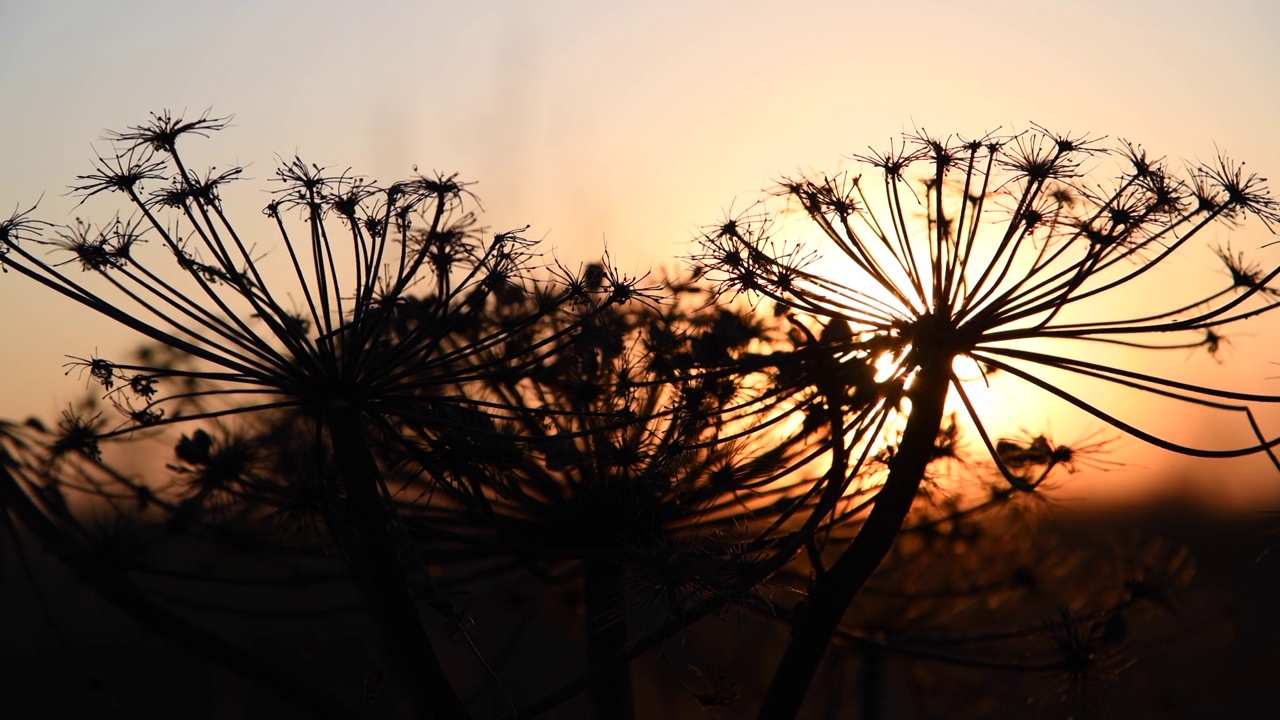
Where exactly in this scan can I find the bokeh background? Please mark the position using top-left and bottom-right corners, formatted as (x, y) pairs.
(3, 0), (1280, 506)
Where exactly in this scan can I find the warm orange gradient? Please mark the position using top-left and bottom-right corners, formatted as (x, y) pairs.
(3, 0), (1279, 505)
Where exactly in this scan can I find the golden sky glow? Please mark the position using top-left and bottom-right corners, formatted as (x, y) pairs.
(3, 0), (1280, 505)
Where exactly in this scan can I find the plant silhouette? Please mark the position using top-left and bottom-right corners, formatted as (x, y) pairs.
(692, 127), (1280, 718)
(0, 111), (653, 718)
(3, 116), (1280, 718)
(375, 269), (844, 717)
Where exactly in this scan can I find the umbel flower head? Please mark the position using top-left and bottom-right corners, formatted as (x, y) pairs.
(1, 110), (641, 432)
(696, 126), (1280, 489)
(390, 270), (829, 581)
(371, 272), (836, 717)
(0, 109), (650, 717)
(692, 126), (1280, 718)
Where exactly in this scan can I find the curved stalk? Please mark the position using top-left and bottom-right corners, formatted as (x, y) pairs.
(756, 353), (951, 719)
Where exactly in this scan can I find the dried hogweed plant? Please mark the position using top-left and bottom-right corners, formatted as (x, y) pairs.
(382, 271), (836, 718)
(0, 110), (651, 718)
(692, 126), (1280, 717)
(190, 266), (817, 714)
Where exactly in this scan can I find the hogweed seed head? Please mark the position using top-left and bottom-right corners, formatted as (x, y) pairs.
(693, 126), (1280, 490)
(1, 111), (638, 448)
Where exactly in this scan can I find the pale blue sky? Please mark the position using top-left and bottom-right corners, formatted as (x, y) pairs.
(3, 0), (1279, 503)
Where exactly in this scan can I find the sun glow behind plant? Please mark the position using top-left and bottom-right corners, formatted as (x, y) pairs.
(689, 126), (1280, 719)
(695, 128), (1280, 503)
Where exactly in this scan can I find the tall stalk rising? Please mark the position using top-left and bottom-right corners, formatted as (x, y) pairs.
(692, 127), (1280, 718)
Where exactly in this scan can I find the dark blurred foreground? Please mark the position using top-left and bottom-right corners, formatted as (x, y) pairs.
(2, 496), (1278, 719)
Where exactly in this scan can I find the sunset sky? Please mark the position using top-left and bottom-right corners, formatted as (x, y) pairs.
(3, 0), (1280, 505)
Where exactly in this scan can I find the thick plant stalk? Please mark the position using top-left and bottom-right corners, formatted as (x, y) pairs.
(326, 409), (470, 720)
(756, 354), (952, 719)
(584, 558), (635, 719)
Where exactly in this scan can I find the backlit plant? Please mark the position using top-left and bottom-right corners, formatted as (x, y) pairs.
(382, 272), (835, 717)
(0, 110), (650, 718)
(5, 114), (1280, 718)
(692, 126), (1280, 717)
